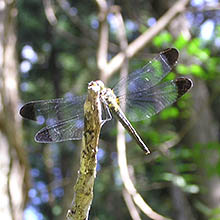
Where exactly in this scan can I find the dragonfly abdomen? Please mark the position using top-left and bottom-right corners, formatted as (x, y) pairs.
(110, 105), (150, 154)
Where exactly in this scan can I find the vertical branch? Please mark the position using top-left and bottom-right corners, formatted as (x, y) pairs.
(96, 0), (109, 82)
(113, 8), (141, 220)
(66, 81), (102, 220)
(42, 0), (57, 26)
(114, 8), (170, 220)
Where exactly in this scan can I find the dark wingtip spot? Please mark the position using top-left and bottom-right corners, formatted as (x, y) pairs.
(175, 77), (193, 98)
(160, 48), (179, 67)
(20, 103), (36, 120)
(35, 128), (53, 143)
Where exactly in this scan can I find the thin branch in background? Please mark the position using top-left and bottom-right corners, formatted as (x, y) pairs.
(117, 118), (170, 220)
(122, 189), (141, 220)
(96, 0), (109, 82)
(42, 0), (57, 26)
(114, 8), (170, 220)
(113, 7), (141, 220)
(104, 0), (190, 81)
(66, 81), (102, 220)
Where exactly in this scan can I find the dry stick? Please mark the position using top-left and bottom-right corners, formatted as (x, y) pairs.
(117, 132), (171, 220)
(104, 0), (190, 82)
(66, 81), (102, 220)
(122, 189), (141, 220)
(42, 0), (57, 26)
(96, 0), (109, 82)
(114, 9), (142, 220)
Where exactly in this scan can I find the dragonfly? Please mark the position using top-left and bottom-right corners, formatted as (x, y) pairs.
(20, 48), (193, 154)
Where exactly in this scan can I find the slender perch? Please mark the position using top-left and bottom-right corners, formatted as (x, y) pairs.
(66, 81), (103, 220)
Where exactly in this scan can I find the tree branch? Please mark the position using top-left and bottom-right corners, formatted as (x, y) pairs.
(96, 0), (109, 82)
(66, 81), (102, 220)
(42, 0), (57, 26)
(117, 121), (170, 220)
(113, 8), (142, 220)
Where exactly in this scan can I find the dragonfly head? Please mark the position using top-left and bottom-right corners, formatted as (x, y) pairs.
(88, 80), (106, 94)
(88, 80), (105, 88)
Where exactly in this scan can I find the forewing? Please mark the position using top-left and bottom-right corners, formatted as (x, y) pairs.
(20, 94), (86, 125)
(35, 116), (84, 143)
(120, 78), (192, 122)
(113, 48), (179, 96)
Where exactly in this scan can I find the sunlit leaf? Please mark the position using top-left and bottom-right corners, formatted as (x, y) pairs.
(153, 32), (173, 47)
(187, 38), (201, 55)
(160, 107), (179, 120)
(174, 34), (188, 49)
(190, 64), (206, 78)
(176, 64), (189, 75)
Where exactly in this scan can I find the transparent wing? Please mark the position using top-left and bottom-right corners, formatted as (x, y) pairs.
(35, 116), (84, 143)
(113, 48), (179, 97)
(118, 78), (193, 122)
(20, 94), (86, 125)
(20, 93), (113, 142)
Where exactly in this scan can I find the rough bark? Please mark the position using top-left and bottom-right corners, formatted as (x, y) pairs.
(66, 81), (102, 220)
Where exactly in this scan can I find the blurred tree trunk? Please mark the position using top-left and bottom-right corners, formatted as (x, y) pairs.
(0, 1), (30, 219)
(163, 5), (196, 220)
(169, 9), (220, 217)
(189, 78), (220, 211)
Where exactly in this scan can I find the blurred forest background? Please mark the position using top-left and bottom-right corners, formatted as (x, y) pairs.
(1, 0), (220, 219)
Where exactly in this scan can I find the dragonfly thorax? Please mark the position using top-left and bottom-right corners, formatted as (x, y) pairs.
(101, 87), (119, 109)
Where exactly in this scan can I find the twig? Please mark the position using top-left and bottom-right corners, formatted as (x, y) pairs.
(42, 0), (57, 26)
(122, 189), (141, 220)
(117, 121), (170, 220)
(104, 0), (190, 81)
(66, 81), (102, 220)
(96, 0), (109, 82)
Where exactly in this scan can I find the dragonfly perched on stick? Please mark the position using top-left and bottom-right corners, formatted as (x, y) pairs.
(20, 48), (193, 154)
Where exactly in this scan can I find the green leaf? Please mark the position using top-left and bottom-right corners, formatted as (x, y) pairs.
(199, 49), (210, 61)
(216, 25), (220, 37)
(160, 107), (179, 120)
(174, 34), (188, 50)
(164, 72), (176, 81)
(187, 38), (201, 55)
(207, 57), (218, 73)
(187, 38), (210, 61)
(153, 31), (173, 47)
(176, 64), (189, 75)
(190, 64), (206, 78)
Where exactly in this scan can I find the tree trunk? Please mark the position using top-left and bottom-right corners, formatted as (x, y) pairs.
(188, 78), (220, 210)
(0, 1), (30, 219)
